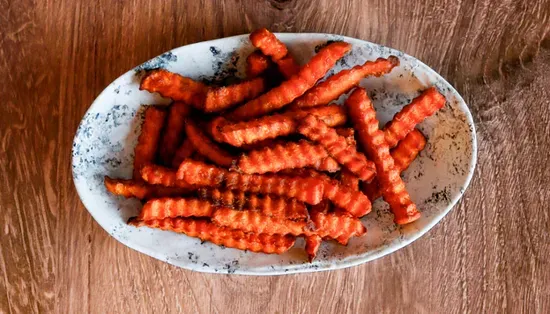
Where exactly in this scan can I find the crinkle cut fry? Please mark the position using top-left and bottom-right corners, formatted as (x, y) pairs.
(323, 178), (371, 217)
(139, 69), (207, 109)
(384, 87), (446, 148)
(363, 129), (426, 201)
(140, 164), (194, 189)
(336, 128), (356, 146)
(276, 55), (301, 79)
(104, 177), (190, 199)
(340, 169), (359, 191)
(212, 208), (311, 236)
(249, 28), (289, 61)
(291, 56), (399, 109)
(129, 218), (296, 254)
(305, 235), (322, 262)
(246, 51), (271, 78)
(236, 140), (331, 174)
(204, 77), (266, 113)
(298, 114), (376, 181)
(171, 138), (195, 168)
(138, 197), (216, 221)
(185, 119), (235, 167)
(219, 104), (347, 147)
(227, 42), (351, 121)
(347, 88), (420, 224)
(133, 106), (167, 179)
(312, 156), (341, 172)
(177, 159), (325, 205)
(158, 102), (191, 166)
(309, 210), (366, 245)
(198, 188), (308, 220)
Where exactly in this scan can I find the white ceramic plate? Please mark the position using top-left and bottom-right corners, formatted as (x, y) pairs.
(72, 33), (477, 275)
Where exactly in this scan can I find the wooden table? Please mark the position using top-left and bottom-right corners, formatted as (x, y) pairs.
(1, 1), (549, 313)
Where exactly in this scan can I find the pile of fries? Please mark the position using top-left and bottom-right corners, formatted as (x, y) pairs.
(105, 29), (446, 261)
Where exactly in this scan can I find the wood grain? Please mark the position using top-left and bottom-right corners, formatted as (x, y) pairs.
(1, 0), (549, 313)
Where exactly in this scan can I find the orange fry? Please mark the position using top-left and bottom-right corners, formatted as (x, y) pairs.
(206, 116), (228, 143)
(129, 218), (296, 254)
(140, 164), (194, 189)
(305, 235), (322, 262)
(212, 208), (311, 236)
(275, 55), (301, 79)
(246, 51), (271, 78)
(104, 177), (189, 199)
(298, 114), (376, 181)
(158, 102), (191, 166)
(220, 104), (347, 147)
(291, 56), (399, 109)
(139, 69), (207, 109)
(137, 197), (215, 221)
(347, 88), (420, 224)
(336, 127), (356, 146)
(228, 42), (351, 121)
(185, 119), (235, 167)
(177, 159), (325, 205)
(171, 138), (195, 168)
(198, 188), (308, 220)
(309, 210), (366, 245)
(363, 129), (426, 201)
(236, 140), (331, 174)
(238, 138), (288, 151)
(384, 87), (445, 147)
(340, 169), (359, 191)
(133, 106), (167, 179)
(312, 157), (341, 172)
(323, 178), (371, 217)
(250, 28), (289, 61)
(204, 77), (266, 113)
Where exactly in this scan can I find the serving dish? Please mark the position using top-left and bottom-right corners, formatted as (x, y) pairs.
(72, 33), (477, 275)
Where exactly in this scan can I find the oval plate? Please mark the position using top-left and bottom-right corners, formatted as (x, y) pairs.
(72, 33), (477, 275)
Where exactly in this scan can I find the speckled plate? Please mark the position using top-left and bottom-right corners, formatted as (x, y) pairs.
(72, 33), (477, 275)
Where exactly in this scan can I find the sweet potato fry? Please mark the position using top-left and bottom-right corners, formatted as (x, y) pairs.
(212, 208), (311, 236)
(340, 169), (359, 191)
(275, 56), (301, 79)
(305, 235), (322, 262)
(391, 129), (426, 171)
(129, 218), (296, 254)
(137, 197), (216, 221)
(177, 159), (325, 205)
(238, 138), (287, 151)
(249, 28), (289, 61)
(204, 77), (266, 113)
(219, 104), (347, 147)
(227, 42), (351, 121)
(236, 140), (331, 174)
(133, 106), (167, 179)
(298, 114), (376, 181)
(291, 56), (399, 109)
(249, 29), (300, 79)
(198, 188), (308, 220)
(312, 157), (341, 172)
(384, 87), (445, 147)
(171, 138), (195, 168)
(185, 119), (235, 167)
(347, 88), (420, 224)
(206, 116), (229, 143)
(309, 210), (366, 245)
(322, 178), (371, 217)
(139, 69), (207, 109)
(336, 128), (356, 146)
(140, 164), (194, 189)
(246, 51), (271, 78)
(104, 177), (190, 199)
(363, 129), (426, 200)
(158, 102), (191, 166)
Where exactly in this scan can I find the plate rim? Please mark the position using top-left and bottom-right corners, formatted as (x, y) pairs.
(71, 32), (478, 275)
